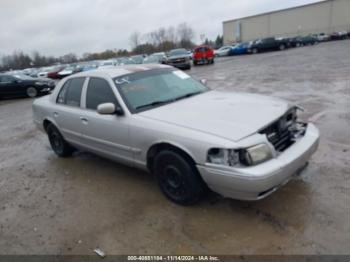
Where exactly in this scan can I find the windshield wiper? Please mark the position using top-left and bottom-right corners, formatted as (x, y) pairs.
(173, 91), (203, 101)
(136, 99), (174, 110)
(135, 91), (204, 110)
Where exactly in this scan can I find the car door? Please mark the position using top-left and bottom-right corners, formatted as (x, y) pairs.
(264, 38), (274, 50)
(0, 76), (8, 96)
(53, 77), (86, 145)
(79, 77), (133, 165)
(261, 38), (271, 51)
(0, 75), (19, 96)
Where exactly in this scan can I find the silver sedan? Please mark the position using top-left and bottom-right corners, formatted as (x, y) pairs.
(32, 64), (319, 205)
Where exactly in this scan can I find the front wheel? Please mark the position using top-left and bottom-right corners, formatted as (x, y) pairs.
(47, 124), (75, 157)
(279, 44), (286, 51)
(153, 150), (205, 205)
(26, 87), (38, 98)
(252, 48), (258, 54)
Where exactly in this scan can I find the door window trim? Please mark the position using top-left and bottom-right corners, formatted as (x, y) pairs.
(81, 76), (123, 112)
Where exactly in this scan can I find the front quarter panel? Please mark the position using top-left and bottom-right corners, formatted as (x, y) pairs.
(129, 115), (240, 170)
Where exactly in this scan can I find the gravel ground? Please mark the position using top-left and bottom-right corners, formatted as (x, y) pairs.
(0, 40), (349, 255)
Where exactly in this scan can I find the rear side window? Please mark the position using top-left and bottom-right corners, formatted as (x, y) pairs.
(0, 75), (14, 83)
(57, 78), (85, 107)
(86, 78), (119, 110)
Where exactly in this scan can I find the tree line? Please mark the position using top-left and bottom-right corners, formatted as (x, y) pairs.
(0, 22), (223, 71)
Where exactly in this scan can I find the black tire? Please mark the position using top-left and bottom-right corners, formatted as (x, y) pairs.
(47, 124), (75, 157)
(26, 87), (38, 98)
(279, 44), (286, 51)
(252, 48), (258, 54)
(153, 150), (205, 205)
(193, 60), (198, 66)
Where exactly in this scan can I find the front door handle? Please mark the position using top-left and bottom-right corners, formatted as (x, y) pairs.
(53, 112), (59, 118)
(80, 117), (88, 124)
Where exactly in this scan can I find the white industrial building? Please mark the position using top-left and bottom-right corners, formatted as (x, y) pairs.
(223, 0), (350, 44)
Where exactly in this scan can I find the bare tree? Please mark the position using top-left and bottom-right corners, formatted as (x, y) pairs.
(166, 26), (177, 43)
(177, 23), (195, 48)
(129, 31), (141, 49)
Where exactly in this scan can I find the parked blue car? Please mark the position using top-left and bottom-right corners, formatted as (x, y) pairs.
(229, 42), (250, 55)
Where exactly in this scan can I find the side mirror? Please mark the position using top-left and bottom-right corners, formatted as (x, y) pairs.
(200, 79), (207, 85)
(97, 103), (116, 115)
(97, 103), (124, 116)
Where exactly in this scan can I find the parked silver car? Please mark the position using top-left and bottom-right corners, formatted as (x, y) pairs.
(32, 64), (319, 205)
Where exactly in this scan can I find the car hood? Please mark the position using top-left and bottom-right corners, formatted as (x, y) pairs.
(138, 91), (291, 142)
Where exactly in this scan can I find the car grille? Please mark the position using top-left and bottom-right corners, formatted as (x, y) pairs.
(171, 58), (186, 63)
(259, 110), (297, 152)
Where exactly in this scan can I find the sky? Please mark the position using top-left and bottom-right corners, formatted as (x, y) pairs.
(0, 0), (322, 57)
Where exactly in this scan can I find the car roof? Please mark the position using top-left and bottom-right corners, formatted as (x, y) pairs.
(195, 45), (211, 48)
(69, 64), (171, 79)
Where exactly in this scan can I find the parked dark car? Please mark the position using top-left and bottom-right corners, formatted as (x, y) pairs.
(193, 45), (215, 65)
(248, 37), (289, 54)
(330, 31), (348, 41)
(164, 49), (191, 70)
(288, 37), (303, 48)
(0, 74), (55, 98)
(300, 35), (319, 46)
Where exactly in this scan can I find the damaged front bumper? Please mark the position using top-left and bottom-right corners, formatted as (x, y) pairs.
(197, 123), (320, 201)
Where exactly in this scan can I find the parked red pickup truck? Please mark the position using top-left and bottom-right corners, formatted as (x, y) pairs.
(193, 45), (215, 65)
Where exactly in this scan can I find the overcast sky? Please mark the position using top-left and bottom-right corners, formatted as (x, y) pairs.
(0, 0), (322, 57)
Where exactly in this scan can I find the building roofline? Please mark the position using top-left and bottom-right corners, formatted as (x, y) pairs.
(223, 0), (330, 24)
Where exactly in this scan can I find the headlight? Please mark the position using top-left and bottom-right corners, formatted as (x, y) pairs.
(35, 81), (45, 85)
(207, 149), (239, 166)
(240, 144), (273, 166)
(207, 144), (273, 167)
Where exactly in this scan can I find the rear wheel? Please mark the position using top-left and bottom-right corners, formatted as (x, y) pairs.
(26, 87), (38, 98)
(193, 60), (198, 66)
(279, 44), (286, 51)
(153, 150), (205, 205)
(252, 48), (258, 54)
(47, 124), (75, 157)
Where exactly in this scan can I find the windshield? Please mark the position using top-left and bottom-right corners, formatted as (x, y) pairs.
(169, 49), (187, 56)
(131, 56), (144, 63)
(114, 68), (209, 113)
(143, 55), (160, 64)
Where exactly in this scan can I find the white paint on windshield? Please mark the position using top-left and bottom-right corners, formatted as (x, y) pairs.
(173, 70), (190, 80)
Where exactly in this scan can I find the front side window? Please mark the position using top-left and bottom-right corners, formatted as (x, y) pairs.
(56, 78), (85, 107)
(86, 78), (118, 110)
(114, 68), (209, 113)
